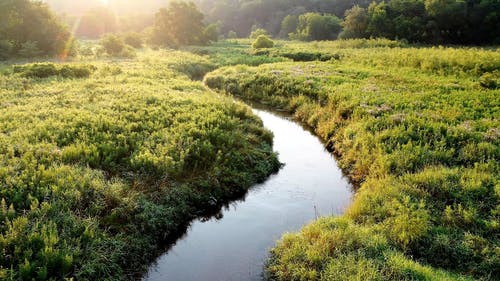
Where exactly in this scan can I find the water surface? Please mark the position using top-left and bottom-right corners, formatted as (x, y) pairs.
(145, 107), (352, 281)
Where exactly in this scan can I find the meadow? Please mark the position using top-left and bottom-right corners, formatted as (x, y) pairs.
(0, 50), (281, 280)
(0, 38), (498, 280)
(204, 40), (500, 280)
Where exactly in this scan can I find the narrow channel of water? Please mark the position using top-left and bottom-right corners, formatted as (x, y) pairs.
(144, 107), (353, 281)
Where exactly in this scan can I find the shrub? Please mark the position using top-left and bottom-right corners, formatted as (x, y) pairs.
(100, 34), (125, 56)
(119, 45), (137, 58)
(252, 35), (274, 49)
(59, 65), (96, 78)
(14, 63), (58, 78)
(479, 72), (498, 89)
(122, 32), (143, 49)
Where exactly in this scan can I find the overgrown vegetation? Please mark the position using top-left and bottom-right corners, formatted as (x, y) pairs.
(204, 40), (500, 280)
(0, 50), (280, 280)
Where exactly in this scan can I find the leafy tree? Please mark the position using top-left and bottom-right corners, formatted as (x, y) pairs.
(366, 2), (392, 38)
(280, 15), (299, 39)
(153, 1), (207, 46)
(340, 5), (369, 39)
(0, 0), (72, 57)
(388, 0), (428, 42)
(292, 13), (342, 41)
(203, 23), (220, 43)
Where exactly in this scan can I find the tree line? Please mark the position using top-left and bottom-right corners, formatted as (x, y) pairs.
(0, 0), (499, 60)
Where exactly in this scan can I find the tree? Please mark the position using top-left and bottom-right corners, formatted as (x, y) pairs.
(292, 13), (342, 41)
(0, 0), (72, 57)
(366, 2), (392, 38)
(152, 1), (207, 46)
(340, 5), (369, 39)
(280, 15), (299, 39)
(203, 23), (219, 43)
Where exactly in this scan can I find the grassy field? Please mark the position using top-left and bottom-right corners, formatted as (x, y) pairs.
(0, 39), (498, 280)
(0, 50), (280, 280)
(204, 40), (499, 280)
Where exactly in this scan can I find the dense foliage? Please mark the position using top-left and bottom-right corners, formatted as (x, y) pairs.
(0, 50), (280, 279)
(151, 1), (211, 47)
(194, 0), (499, 44)
(204, 40), (500, 280)
(340, 0), (500, 44)
(0, 0), (73, 59)
(43, 0), (500, 45)
(290, 13), (342, 41)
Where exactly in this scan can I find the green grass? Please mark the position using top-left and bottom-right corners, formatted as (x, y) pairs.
(0, 50), (280, 280)
(204, 40), (499, 280)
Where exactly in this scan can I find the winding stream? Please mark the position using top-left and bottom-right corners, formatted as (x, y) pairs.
(144, 106), (353, 281)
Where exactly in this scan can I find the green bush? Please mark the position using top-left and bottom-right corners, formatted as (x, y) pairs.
(122, 32), (143, 48)
(479, 72), (498, 89)
(100, 34), (126, 56)
(13, 63), (58, 78)
(279, 51), (340, 62)
(252, 35), (274, 49)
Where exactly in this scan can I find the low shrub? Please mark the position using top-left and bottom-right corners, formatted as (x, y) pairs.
(479, 72), (499, 89)
(13, 63), (96, 78)
(252, 35), (274, 49)
(279, 51), (340, 62)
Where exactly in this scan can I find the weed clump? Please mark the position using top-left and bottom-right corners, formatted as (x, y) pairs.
(252, 35), (274, 49)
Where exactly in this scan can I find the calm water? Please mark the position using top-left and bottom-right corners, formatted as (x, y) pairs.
(144, 108), (353, 281)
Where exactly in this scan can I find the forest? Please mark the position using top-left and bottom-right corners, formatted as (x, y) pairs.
(0, 0), (499, 280)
